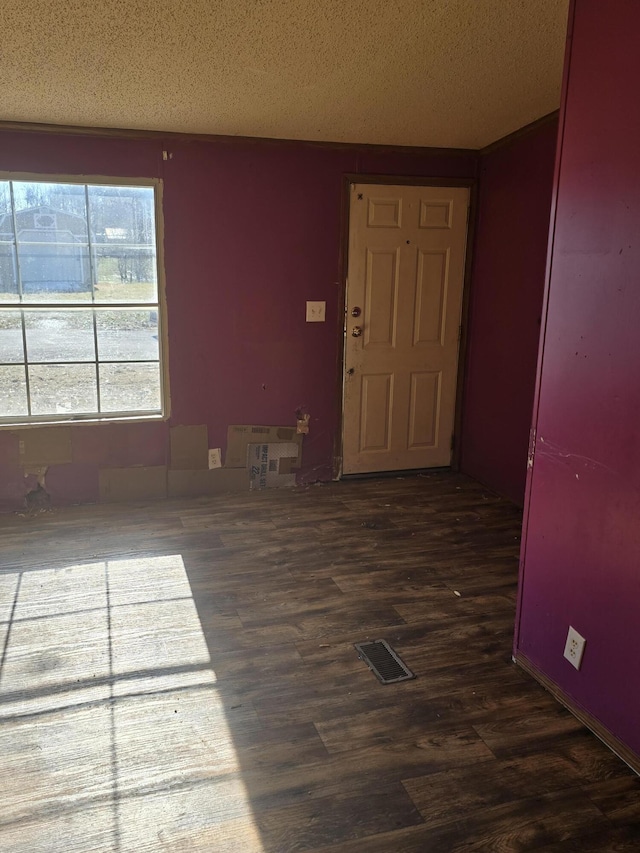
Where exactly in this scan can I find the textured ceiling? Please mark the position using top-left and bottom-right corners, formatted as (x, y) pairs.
(0, 0), (569, 149)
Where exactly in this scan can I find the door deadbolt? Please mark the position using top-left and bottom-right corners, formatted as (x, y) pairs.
(351, 306), (361, 317)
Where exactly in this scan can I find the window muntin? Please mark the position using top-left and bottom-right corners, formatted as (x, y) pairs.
(0, 178), (163, 423)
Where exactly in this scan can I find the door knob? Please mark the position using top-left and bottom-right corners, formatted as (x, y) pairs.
(346, 367), (355, 375)
(351, 326), (363, 337)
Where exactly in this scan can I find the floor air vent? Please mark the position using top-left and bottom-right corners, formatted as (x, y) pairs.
(354, 639), (415, 684)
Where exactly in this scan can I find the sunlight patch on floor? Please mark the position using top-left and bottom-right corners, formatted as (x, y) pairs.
(0, 555), (265, 853)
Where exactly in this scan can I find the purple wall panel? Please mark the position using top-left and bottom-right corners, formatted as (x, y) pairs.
(517, 0), (640, 759)
(460, 120), (557, 504)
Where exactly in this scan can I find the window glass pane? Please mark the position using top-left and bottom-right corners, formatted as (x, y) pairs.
(29, 363), (98, 416)
(0, 365), (28, 416)
(96, 310), (159, 361)
(89, 185), (157, 303)
(0, 182), (18, 302)
(0, 179), (162, 423)
(13, 182), (92, 304)
(25, 311), (95, 363)
(100, 362), (161, 412)
(0, 311), (24, 363)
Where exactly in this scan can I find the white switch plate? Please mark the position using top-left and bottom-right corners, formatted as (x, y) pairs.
(306, 301), (326, 322)
(208, 448), (222, 470)
(563, 625), (586, 670)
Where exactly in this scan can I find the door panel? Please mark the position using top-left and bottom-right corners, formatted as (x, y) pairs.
(414, 249), (448, 345)
(367, 197), (402, 228)
(364, 249), (399, 347)
(360, 373), (393, 452)
(342, 183), (469, 475)
(408, 371), (441, 449)
(419, 198), (453, 229)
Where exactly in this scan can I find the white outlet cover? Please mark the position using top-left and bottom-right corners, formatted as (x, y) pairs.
(306, 301), (326, 322)
(563, 625), (586, 670)
(208, 448), (222, 470)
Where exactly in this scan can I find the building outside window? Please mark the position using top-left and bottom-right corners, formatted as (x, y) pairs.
(0, 177), (164, 423)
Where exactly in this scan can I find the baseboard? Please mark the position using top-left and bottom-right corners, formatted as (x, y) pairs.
(515, 652), (640, 776)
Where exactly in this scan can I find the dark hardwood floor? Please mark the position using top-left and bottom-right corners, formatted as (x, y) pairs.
(1, 471), (639, 852)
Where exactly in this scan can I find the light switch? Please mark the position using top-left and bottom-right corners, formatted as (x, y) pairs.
(306, 301), (326, 322)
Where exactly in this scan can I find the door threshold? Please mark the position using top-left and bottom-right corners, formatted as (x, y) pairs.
(340, 467), (452, 481)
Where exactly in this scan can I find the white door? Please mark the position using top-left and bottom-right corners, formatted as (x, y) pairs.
(342, 183), (469, 474)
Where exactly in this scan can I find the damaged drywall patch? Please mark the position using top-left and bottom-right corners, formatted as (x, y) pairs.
(296, 407), (310, 435)
(23, 465), (48, 485)
(23, 465), (51, 512)
(24, 482), (51, 513)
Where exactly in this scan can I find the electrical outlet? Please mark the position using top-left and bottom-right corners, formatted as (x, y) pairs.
(563, 626), (586, 670)
(208, 448), (222, 470)
(306, 301), (326, 322)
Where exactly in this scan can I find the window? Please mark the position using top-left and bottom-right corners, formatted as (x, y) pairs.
(0, 177), (164, 423)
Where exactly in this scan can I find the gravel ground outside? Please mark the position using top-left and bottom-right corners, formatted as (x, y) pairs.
(0, 279), (162, 418)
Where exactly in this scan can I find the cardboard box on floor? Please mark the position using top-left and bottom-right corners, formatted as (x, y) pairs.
(248, 442), (298, 490)
(169, 424), (209, 470)
(168, 467), (248, 498)
(225, 425), (302, 469)
(99, 466), (168, 502)
(18, 426), (72, 467)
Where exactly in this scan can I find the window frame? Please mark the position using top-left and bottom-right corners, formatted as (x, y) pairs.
(0, 172), (169, 427)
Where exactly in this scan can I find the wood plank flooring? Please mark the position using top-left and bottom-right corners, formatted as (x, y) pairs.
(0, 471), (639, 852)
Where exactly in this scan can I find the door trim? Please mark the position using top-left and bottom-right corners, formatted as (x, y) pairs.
(333, 174), (478, 479)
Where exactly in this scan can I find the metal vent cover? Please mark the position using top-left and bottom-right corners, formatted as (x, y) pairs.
(354, 639), (415, 684)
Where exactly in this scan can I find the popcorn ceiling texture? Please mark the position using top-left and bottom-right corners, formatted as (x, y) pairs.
(0, 0), (569, 148)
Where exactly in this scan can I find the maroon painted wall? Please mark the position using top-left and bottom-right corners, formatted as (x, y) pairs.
(460, 119), (558, 504)
(0, 129), (476, 510)
(516, 0), (640, 760)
